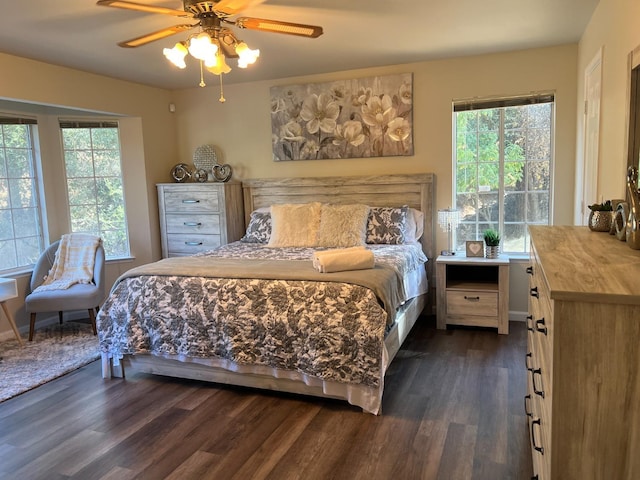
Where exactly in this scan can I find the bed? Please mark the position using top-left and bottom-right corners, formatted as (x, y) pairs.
(98, 174), (434, 414)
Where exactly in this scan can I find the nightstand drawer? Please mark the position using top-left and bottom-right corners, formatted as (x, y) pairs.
(446, 290), (498, 316)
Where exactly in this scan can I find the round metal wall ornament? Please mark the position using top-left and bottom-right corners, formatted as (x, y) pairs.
(193, 145), (218, 179)
(170, 163), (192, 183)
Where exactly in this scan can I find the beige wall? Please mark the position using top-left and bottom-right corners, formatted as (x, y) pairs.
(576, 0), (640, 203)
(0, 52), (178, 336)
(0, 43), (579, 337)
(173, 45), (579, 317)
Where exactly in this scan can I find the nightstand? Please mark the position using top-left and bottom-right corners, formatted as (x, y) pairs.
(435, 254), (510, 334)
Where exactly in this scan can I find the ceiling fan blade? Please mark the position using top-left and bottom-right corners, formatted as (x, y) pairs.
(212, 0), (266, 16)
(118, 24), (196, 48)
(96, 0), (191, 18)
(235, 17), (323, 38)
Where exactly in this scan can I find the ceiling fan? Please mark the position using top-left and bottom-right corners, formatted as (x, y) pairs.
(96, 0), (323, 53)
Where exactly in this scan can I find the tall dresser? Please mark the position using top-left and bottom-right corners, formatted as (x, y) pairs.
(527, 225), (640, 480)
(157, 182), (245, 258)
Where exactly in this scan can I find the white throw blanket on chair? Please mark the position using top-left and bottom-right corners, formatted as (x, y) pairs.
(35, 234), (101, 291)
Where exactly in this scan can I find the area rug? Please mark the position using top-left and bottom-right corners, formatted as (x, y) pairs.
(0, 321), (100, 402)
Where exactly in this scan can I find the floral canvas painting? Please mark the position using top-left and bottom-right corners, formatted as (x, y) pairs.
(270, 73), (413, 161)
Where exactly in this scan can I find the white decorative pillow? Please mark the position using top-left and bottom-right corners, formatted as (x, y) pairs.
(317, 204), (370, 247)
(267, 202), (322, 247)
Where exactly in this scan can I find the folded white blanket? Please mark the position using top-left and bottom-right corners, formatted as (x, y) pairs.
(35, 233), (101, 291)
(312, 246), (375, 273)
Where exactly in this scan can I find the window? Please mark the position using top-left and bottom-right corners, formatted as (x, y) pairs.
(0, 117), (44, 271)
(453, 94), (554, 254)
(60, 121), (130, 258)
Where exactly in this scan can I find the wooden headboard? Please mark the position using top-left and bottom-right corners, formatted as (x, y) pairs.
(242, 174), (435, 290)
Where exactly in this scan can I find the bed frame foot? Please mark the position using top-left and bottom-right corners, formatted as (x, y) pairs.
(101, 353), (125, 379)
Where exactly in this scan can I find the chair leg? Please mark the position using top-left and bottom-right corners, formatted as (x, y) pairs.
(29, 312), (36, 341)
(88, 308), (97, 336)
(58, 311), (63, 325)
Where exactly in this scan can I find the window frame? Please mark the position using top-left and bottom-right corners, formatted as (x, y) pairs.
(0, 115), (46, 274)
(452, 93), (555, 255)
(59, 119), (131, 260)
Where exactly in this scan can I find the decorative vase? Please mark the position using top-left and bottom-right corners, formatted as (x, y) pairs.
(485, 245), (499, 259)
(626, 166), (640, 249)
(588, 210), (612, 232)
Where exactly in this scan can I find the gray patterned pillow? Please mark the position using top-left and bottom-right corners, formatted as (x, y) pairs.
(240, 211), (272, 243)
(366, 206), (408, 244)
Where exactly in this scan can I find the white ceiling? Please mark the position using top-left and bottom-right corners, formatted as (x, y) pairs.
(0, 0), (599, 91)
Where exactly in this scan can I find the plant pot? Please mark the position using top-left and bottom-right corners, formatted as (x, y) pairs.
(485, 245), (499, 259)
(588, 210), (613, 232)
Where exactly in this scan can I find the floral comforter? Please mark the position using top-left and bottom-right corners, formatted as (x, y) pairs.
(97, 242), (427, 388)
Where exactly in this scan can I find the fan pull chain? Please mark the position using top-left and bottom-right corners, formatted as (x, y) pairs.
(199, 61), (206, 87)
(218, 74), (226, 103)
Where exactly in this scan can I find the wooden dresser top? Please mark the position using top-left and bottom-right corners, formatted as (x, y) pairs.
(530, 225), (640, 305)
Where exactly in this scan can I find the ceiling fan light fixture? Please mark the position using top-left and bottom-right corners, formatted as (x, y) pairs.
(188, 32), (217, 61)
(206, 51), (231, 75)
(163, 42), (188, 68)
(235, 42), (259, 68)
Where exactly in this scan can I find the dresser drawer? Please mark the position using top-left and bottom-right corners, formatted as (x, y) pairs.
(163, 188), (221, 213)
(446, 290), (498, 316)
(166, 233), (222, 255)
(165, 213), (221, 235)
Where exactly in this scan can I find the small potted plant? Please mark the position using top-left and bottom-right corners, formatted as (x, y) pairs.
(483, 228), (501, 259)
(588, 200), (613, 232)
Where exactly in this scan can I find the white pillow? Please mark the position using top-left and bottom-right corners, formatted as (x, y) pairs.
(405, 207), (424, 242)
(317, 204), (370, 247)
(267, 202), (322, 247)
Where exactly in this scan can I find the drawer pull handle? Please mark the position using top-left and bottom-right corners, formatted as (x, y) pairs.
(526, 315), (534, 331)
(535, 318), (548, 336)
(182, 199), (200, 204)
(531, 418), (544, 454)
(526, 266), (534, 275)
(525, 352), (534, 371)
(185, 241), (203, 246)
(524, 394), (533, 418)
(184, 222), (203, 227)
(532, 368), (545, 398)
(464, 296), (480, 301)
(530, 287), (539, 298)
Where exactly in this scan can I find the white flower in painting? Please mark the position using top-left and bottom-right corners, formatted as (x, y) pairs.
(399, 82), (412, 105)
(386, 117), (411, 142)
(271, 97), (286, 114)
(361, 95), (396, 128)
(334, 120), (366, 147)
(300, 139), (320, 158)
(280, 121), (305, 142)
(352, 87), (373, 107)
(300, 93), (340, 134)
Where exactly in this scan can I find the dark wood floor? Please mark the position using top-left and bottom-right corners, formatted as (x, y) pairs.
(0, 316), (532, 480)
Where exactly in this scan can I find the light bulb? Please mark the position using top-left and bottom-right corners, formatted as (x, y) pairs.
(162, 42), (188, 69)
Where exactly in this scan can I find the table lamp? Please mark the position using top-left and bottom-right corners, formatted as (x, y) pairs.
(438, 208), (460, 255)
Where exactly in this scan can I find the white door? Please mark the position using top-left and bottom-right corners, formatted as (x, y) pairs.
(576, 48), (603, 225)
